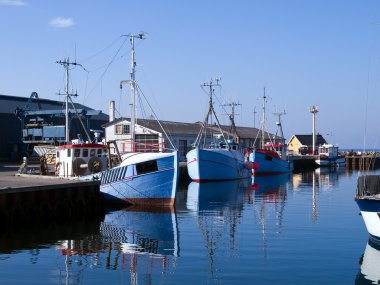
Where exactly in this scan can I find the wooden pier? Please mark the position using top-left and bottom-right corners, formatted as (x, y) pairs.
(345, 155), (380, 170)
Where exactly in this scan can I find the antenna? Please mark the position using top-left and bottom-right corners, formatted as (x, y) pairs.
(223, 101), (241, 140)
(273, 108), (287, 141)
(56, 58), (87, 143)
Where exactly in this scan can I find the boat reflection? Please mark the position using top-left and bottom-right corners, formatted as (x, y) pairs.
(293, 167), (348, 190)
(251, 173), (290, 199)
(249, 174), (290, 256)
(356, 238), (380, 285)
(186, 179), (250, 211)
(186, 179), (249, 280)
(57, 206), (179, 284)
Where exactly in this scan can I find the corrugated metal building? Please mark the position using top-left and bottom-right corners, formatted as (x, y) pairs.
(0, 94), (108, 161)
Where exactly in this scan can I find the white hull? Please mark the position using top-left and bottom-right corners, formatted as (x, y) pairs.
(360, 211), (380, 239)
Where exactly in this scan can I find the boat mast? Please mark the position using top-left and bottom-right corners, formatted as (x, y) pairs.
(273, 109), (286, 144)
(56, 58), (82, 143)
(195, 78), (227, 146)
(260, 87), (268, 149)
(120, 33), (145, 151)
(223, 101), (241, 141)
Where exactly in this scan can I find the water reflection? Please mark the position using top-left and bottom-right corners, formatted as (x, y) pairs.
(56, 206), (179, 284)
(186, 179), (250, 279)
(293, 167), (348, 190)
(0, 206), (179, 285)
(356, 238), (380, 285)
(249, 174), (290, 256)
(186, 179), (250, 211)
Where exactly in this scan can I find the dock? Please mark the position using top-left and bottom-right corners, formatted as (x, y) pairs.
(0, 164), (102, 226)
(345, 155), (380, 170)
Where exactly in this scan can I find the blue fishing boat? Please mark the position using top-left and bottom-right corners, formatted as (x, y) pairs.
(249, 89), (293, 176)
(186, 79), (252, 182)
(187, 141), (251, 182)
(86, 34), (179, 206)
(99, 152), (178, 205)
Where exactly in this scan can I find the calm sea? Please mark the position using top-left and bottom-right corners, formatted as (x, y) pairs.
(0, 169), (376, 285)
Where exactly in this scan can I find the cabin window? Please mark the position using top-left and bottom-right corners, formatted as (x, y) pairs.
(90, 149), (96, 157)
(67, 149), (71, 157)
(97, 149), (102, 157)
(136, 160), (158, 175)
(56, 151), (60, 158)
(82, 149), (88, 157)
(115, 124), (130, 135)
(74, 149), (81, 157)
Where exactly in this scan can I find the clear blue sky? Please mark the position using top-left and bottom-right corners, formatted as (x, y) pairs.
(1, 0), (380, 149)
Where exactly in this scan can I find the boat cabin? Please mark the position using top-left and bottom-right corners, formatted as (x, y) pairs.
(211, 141), (242, 151)
(264, 142), (287, 159)
(55, 139), (108, 177)
(318, 144), (339, 159)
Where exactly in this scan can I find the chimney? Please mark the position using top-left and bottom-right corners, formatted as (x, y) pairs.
(109, 100), (115, 122)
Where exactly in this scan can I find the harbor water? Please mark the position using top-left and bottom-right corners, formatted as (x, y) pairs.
(0, 168), (375, 284)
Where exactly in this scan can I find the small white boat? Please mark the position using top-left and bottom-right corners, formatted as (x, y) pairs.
(315, 144), (345, 167)
(55, 140), (108, 177)
(186, 79), (252, 182)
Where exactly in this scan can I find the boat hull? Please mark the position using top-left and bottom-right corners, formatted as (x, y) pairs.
(186, 147), (250, 182)
(315, 156), (346, 167)
(99, 152), (178, 206)
(356, 175), (380, 240)
(249, 150), (293, 176)
(356, 198), (380, 239)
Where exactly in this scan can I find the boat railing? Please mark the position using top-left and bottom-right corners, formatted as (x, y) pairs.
(120, 140), (167, 153)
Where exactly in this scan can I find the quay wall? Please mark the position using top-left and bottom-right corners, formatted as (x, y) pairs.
(0, 173), (103, 226)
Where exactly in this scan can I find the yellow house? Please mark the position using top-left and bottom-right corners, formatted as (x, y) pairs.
(287, 134), (327, 155)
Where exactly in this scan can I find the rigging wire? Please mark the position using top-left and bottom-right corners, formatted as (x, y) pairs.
(79, 35), (123, 63)
(83, 37), (129, 102)
(135, 84), (176, 151)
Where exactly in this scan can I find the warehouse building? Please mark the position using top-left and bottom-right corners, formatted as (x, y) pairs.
(0, 93), (108, 161)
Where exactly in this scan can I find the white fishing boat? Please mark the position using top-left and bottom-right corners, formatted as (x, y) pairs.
(315, 143), (346, 167)
(54, 58), (109, 178)
(186, 79), (252, 182)
(249, 89), (293, 176)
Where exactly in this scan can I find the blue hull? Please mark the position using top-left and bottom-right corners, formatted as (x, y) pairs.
(99, 153), (178, 206)
(186, 147), (250, 181)
(249, 150), (293, 175)
(356, 198), (380, 213)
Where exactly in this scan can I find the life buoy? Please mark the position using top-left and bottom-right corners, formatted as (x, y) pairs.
(55, 162), (60, 176)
